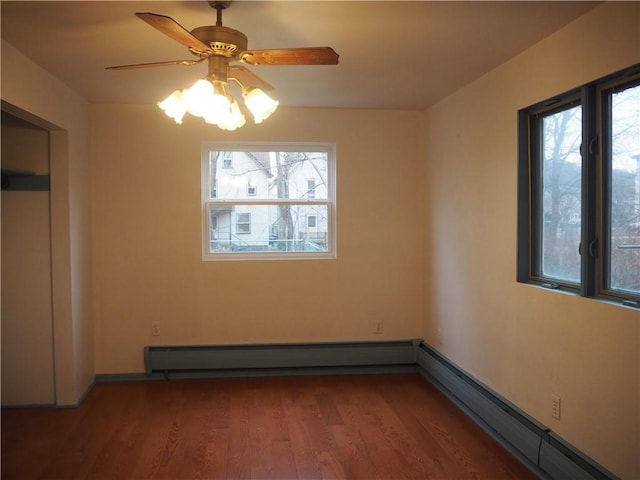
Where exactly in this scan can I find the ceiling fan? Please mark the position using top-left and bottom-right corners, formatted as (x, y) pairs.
(107, 1), (339, 130)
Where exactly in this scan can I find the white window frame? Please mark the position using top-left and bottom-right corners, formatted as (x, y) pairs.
(202, 141), (337, 261)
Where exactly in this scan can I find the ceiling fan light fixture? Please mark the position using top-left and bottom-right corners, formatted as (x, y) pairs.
(158, 75), (279, 130)
(243, 86), (279, 124)
(111, 3), (338, 131)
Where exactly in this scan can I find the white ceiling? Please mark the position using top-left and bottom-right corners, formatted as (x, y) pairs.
(1, 1), (599, 110)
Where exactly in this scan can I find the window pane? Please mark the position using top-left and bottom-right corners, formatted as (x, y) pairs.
(609, 83), (640, 294)
(208, 204), (329, 253)
(209, 150), (328, 200)
(540, 105), (582, 283)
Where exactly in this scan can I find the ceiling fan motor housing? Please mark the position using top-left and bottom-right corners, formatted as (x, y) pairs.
(190, 26), (248, 58)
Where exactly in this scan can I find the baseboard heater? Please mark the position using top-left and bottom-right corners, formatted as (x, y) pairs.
(144, 340), (420, 379)
(417, 343), (619, 480)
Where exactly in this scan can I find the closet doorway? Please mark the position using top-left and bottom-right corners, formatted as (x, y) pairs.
(1, 110), (55, 406)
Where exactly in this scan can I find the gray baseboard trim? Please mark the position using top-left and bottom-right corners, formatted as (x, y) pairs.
(96, 364), (420, 383)
(54, 379), (97, 408)
(95, 373), (160, 382)
(1, 402), (56, 409)
(417, 342), (619, 480)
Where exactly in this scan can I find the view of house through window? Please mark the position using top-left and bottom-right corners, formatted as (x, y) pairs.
(202, 143), (336, 260)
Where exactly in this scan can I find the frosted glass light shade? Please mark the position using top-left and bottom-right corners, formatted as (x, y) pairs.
(158, 90), (187, 124)
(243, 87), (279, 123)
(183, 79), (215, 118)
(217, 99), (246, 131)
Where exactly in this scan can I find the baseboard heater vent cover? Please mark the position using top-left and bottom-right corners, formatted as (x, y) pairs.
(417, 342), (619, 480)
(145, 340), (420, 378)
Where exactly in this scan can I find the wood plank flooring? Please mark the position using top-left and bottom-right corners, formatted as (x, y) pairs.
(1, 374), (538, 479)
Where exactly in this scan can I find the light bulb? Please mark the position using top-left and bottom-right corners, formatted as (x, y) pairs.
(183, 79), (215, 118)
(243, 87), (279, 123)
(203, 95), (232, 125)
(158, 90), (186, 124)
(218, 100), (246, 131)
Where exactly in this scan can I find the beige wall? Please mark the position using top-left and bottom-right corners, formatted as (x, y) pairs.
(422, 3), (639, 479)
(90, 105), (425, 374)
(1, 40), (94, 405)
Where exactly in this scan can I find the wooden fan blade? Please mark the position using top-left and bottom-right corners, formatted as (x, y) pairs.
(135, 12), (211, 54)
(228, 66), (274, 92)
(106, 58), (206, 70)
(239, 47), (339, 66)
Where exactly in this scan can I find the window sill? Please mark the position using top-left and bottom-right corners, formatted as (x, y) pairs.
(203, 251), (337, 262)
(520, 281), (640, 310)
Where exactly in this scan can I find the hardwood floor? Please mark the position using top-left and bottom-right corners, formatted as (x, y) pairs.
(2, 374), (537, 479)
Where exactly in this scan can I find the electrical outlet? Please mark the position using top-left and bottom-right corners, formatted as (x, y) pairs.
(551, 394), (561, 420)
(151, 321), (160, 336)
(374, 321), (383, 334)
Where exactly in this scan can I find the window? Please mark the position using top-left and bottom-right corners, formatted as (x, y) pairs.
(223, 152), (233, 169)
(247, 178), (257, 196)
(236, 212), (251, 234)
(518, 64), (640, 308)
(307, 215), (317, 228)
(202, 143), (336, 260)
(307, 179), (316, 198)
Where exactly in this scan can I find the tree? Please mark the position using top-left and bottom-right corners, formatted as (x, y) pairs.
(542, 84), (640, 293)
(609, 85), (640, 292)
(541, 105), (582, 282)
(273, 151), (295, 249)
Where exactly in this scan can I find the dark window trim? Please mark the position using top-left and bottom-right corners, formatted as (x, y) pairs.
(581, 84), (598, 297)
(600, 75), (640, 302)
(517, 63), (640, 308)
